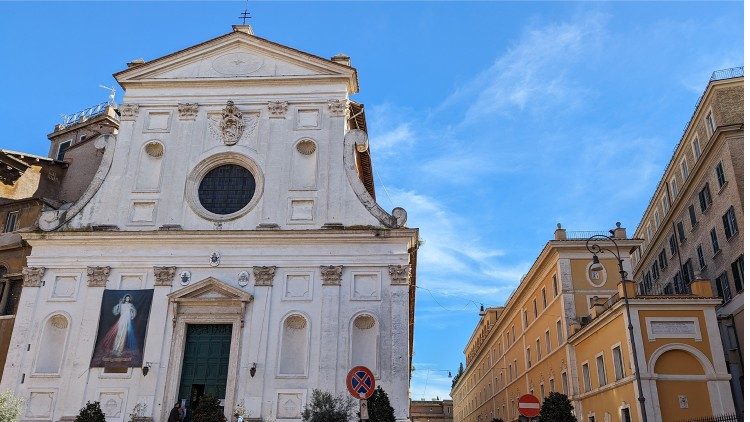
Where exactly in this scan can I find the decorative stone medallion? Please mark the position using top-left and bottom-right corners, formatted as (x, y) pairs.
(153, 266), (177, 287)
(238, 270), (250, 287)
(210, 252), (221, 267)
(179, 271), (191, 286)
(87, 266), (111, 287)
(219, 101), (245, 145)
(253, 266), (276, 286)
(320, 265), (343, 286)
(212, 52), (264, 76)
(388, 265), (410, 285)
(296, 139), (317, 155)
(177, 103), (199, 120)
(268, 101), (289, 118)
(22, 266), (46, 287)
(119, 104), (139, 121)
(144, 141), (164, 158)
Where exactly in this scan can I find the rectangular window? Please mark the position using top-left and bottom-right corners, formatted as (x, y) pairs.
(589, 416), (596, 422)
(545, 330), (551, 353)
(705, 111), (715, 135)
(542, 287), (547, 308)
(692, 136), (702, 159)
(523, 311), (528, 328)
(681, 157), (689, 180)
(731, 254), (743, 292)
(669, 234), (677, 256)
(722, 207), (738, 239)
(689, 205), (698, 227)
(682, 259), (695, 286)
(506, 332), (510, 347)
(651, 262), (660, 280)
(526, 347), (532, 368)
(643, 272), (653, 293)
(654, 210), (661, 227)
(698, 183), (712, 212)
(716, 272), (732, 303)
(658, 249), (667, 269)
(56, 140), (71, 161)
(646, 224), (653, 242)
(661, 194), (670, 213)
(550, 377), (556, 393)
(540, 382), (545, 398)
(697, 244), (706, 269)
(582, 363), (592, 392)
(596, 355), (607, 387)
(716, 162), (726, 187)
(3, 211), (18, 233)
(670, 177), (678, 197)
(710, 228), (720, 254)
(677, 221), (686, 243)
(613, 346), (625, 380)
(562, 371), (568, 395)
(533, 299), (538, 318)
(621, 408), (632, 422)
(556, 320), (563, 345)
(512, 326), (516, 342)
(536, 339), (541, 361)
(553, 274), (559, 296)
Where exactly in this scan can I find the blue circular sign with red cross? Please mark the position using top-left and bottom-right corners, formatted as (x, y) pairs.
(346, 366), (376, 399)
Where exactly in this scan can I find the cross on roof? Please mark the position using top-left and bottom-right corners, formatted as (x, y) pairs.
(238, 1), (252, 25)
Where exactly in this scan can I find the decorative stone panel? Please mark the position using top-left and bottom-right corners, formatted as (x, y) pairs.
(119, 104), (139, 121)
(22, 266), (46, 287)
(177, 103), (199, 120)
(253, 266), (276, 286)
(388, 265), (410, 285)
(87, 266), (111, 287)
(268, 101), (288, 118)
(219, 100), (244, 145)
(320, 265), (343, 286)
(154, 266), (177, 287)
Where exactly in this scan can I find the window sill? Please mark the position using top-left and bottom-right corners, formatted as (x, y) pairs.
(701, 203), (713, 214)
(712, 249), (723, 259)
(691, 222), (700, 232)
(718, 182), (728, 194)
(726, 232), (739, 243)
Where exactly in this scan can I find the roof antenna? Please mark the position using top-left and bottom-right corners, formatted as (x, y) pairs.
(239, 0), (251, 25)
(99, 85), (116, 105)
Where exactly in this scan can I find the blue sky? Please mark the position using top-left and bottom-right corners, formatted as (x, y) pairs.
(0, 1), (742, 401)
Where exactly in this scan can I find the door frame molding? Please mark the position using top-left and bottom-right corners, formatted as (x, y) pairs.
(162, 277), (252, 420)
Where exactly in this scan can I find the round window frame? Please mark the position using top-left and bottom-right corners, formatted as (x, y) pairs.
(585, 261), (608, 288)
(186, 153), (264, 221)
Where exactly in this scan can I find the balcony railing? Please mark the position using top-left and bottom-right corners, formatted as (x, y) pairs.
(59, 101), (112, 128)
(710, 66), (744, 81)
(565, 230), (611, 240)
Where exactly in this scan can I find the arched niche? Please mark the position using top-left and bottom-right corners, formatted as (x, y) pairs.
(34, 313), (70, 374)
(278, 313), (309, 377)
(290, 138), (317, 190)
(134, 140), (165, 192)
(351, 313), (379, 375)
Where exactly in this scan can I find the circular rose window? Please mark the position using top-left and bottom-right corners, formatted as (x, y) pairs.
(198, 164), (256, 215)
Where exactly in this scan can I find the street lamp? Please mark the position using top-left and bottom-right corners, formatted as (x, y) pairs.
(586, 231), (648, 422)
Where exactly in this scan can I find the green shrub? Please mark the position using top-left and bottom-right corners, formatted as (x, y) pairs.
(301, 389), (354, 422)
(74, 401), (106, 422)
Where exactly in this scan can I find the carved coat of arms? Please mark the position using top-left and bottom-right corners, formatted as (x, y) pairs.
(219, 100), (245, 145)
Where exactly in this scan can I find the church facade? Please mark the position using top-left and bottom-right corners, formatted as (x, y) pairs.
(0, 25), (417, 422)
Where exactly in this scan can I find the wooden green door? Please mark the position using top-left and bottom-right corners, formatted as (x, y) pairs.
(178, 324), (232, 412)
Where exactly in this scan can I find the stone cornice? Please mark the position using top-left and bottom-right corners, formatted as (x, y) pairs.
(22, 228), (419, 245)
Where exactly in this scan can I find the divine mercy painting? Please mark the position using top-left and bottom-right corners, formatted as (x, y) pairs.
(90, 289), (154, 368)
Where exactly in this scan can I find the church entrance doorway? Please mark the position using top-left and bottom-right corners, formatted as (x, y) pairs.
(178, 324), (232, 419)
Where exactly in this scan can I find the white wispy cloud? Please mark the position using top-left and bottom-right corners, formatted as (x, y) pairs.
(439, 12), (607, 125)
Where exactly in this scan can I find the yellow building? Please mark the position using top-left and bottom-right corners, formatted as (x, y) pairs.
(450, 224), (734, 422)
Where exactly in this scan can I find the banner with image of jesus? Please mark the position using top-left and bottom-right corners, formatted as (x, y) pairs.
(90, 289), (154, 368)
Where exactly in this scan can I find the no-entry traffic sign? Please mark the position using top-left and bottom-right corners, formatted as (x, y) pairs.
(518, 394), (541, 417)
(346, 366), (376, 399)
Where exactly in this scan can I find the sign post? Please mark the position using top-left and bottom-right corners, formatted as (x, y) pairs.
(518, 394), (541, 418)
(346, 366), (376, 421)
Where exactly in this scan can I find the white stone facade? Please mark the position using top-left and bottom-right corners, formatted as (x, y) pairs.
(1, 25), (416, 421)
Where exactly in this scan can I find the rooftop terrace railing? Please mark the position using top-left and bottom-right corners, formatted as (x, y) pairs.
(710, 66), (744, 81)
(59, 101), (112, 129)
(565, 230), (611, 239)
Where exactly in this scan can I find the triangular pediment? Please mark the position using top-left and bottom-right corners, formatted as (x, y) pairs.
(114, 30), (358, 91)
(168, 276), (252, 303)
